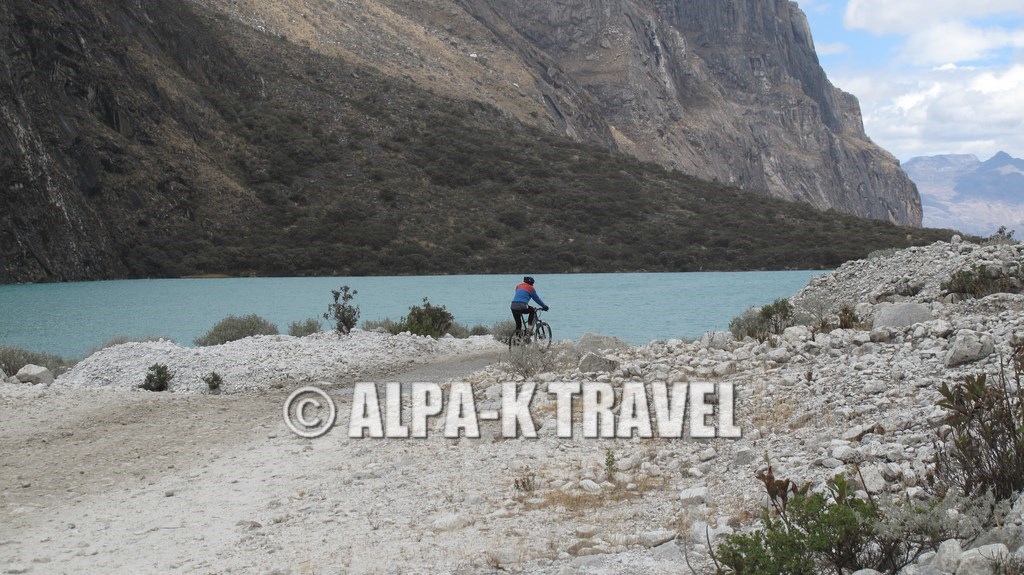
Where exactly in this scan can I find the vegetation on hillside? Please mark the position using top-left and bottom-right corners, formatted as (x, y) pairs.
(2, 0), (957, 282)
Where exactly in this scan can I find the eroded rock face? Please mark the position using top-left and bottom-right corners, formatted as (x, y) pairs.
(458, 0), (922, 225)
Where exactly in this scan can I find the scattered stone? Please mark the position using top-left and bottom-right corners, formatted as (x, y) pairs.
(579, 479), (601, 493)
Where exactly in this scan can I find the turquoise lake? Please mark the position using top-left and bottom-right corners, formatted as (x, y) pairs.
(0, 271), (823, 359)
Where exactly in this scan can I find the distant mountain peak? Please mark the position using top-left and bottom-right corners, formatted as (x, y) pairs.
(905, 151), (1024, 236)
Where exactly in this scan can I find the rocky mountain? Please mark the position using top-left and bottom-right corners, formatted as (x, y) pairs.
(196, 0), (920, 224)
(1, 0), (930, 283)
(904, 152), (1024, 236)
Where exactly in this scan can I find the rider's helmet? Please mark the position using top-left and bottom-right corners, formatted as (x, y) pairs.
(523, 276), (535, 285)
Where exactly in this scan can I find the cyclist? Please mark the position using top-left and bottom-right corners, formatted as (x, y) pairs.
(511, 276), (548, 335)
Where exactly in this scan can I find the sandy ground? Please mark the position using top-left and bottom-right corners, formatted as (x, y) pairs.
(0, 349), (685, 575)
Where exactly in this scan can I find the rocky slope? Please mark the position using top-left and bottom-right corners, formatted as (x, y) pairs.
(3, 237), (1023, 573)
(1, 0), (930, 283)
(199, 0), (921, 225)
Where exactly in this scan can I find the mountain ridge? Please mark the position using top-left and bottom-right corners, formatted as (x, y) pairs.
(905, 151), (1024, 236)
(1, 0), (941, 283)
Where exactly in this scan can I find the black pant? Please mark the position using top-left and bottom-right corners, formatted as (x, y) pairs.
(511, 303), (535, 333)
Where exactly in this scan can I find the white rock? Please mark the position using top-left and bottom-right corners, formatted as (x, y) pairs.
(933, 539), (962, 573)
(873, 303), (933, 329)
(579, 479), (602, 493)
(945, 330), (995, 367)
(15, 364), (54, 384)
(679, 486), (708, 506)
(956, 544), (1009, 575)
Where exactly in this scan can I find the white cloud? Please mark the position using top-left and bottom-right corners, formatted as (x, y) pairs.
(901, 20), (1024, 65)
(834, 64), (1024, 160)
(844, 0), (1024, 35)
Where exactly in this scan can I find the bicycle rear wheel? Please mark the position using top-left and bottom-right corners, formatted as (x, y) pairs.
(535, 322), (552, 349)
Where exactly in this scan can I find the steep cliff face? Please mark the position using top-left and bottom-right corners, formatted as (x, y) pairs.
(0, 0), (261, 282)
(1, 0), (931, 283)
(453, 0), (921, 225)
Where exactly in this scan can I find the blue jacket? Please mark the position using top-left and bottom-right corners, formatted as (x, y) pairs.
(511, 282), (546, 307)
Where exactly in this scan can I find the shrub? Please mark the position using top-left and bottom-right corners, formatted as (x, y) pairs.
(203, 371), (223, 393)
(838, 304), (860, 329)
(795, 294), (834, 334)
(729, 307), (770, 342)
(288, 318), (322, 337)
(395, 297), (453, 338)
(323, 285), (359, 334)
(935, 346), (1024, 502)
(194, 314), (279, 346)
(942, 264), (1022, 298)
(713, 466), (970, 575)
(0, 345), (68, 376)
(470, 324), (491, 336)
(760, 298), (793, 335)
(446, 322), (471, 339)
(491, 320), (517, 343)
(140, 363), (173, 392)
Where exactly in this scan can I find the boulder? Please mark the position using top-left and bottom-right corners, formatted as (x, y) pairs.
(767, 348), (790, 364)
(873, 303), (933, 329)
(945, 330), (995, 367)
(932, 539), (962, 573)
(782, 325), (810, 344)
(15, 364), (54, 385)
(956, 543), (1009, 575)
(578, 353), (620, 373)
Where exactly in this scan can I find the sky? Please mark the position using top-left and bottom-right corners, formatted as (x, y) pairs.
(798, 0), (1024, 163)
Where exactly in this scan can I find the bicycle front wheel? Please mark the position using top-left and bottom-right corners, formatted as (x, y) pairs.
(535, 322), (552, 349)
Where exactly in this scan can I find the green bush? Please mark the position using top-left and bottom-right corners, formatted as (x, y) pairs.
(287, 318), (322, 337)
(469, 324), (491, 336)
(203, 371), (223, 393)
(323, 285), (359, 335)
(394, 297), (454, 338)
(714, 466), (966, 575)
(760, 298), (793, 335)
(838, 304), (860, 329)
(729, 307), (770, 342)
(194, 314), (279, 346)
(935, 347), (1024, 503)
(0, 345), (68, 376)
(140, 363), (173, 392)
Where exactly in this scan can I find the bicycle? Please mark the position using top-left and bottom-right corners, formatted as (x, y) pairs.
(508, 307), (552, 351)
